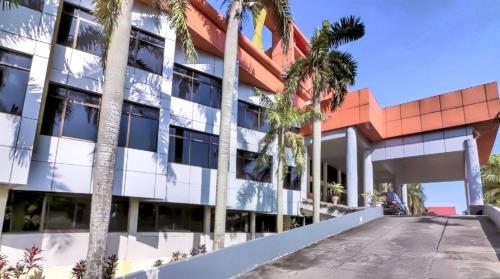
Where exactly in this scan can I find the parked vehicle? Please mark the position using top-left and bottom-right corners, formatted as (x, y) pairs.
(383, 192), (408, 215)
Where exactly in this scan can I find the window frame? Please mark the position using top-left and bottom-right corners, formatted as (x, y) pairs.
(118, 101), (159, 152)
(168, 125), (219, 169)
(172, 64), (222, 109)
(237, 100), (269, 133)
(0, 48), (32, 116)
(128, 27), (165, 75)
(41, 83), (101, 142)
(236, 149), (272, 183)
(18, 0), (44, 12)
(284, 166), (301, 191)
(57, 3), (103, 56)
(2, 191), (128, 233)
(137, 202), (205, 233)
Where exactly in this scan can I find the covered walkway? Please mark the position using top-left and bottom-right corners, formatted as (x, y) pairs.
(239, 216), (500, 279)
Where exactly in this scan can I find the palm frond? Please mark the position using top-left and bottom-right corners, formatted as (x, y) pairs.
(267, 0), (292, 52)
(285, 131), (305, 174)
(329, 15), (365, 48)
(255, 88), (275, 109)
(155, 0), (197, 63)
(92, 0), (122, 69)
(1, 0), (19, 10)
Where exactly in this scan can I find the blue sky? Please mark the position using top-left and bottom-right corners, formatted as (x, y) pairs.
(208, 0), (500, 214)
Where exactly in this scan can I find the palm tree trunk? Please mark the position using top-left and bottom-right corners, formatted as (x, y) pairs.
(84, 0), (133, 277)
(312, 94), (321, 223)
(213, 0), (243, 251)
(276, 130), (284, 232)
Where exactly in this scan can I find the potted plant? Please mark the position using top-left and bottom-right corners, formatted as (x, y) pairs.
(360, 191), (373, 207)
(328, 182), (345, 205)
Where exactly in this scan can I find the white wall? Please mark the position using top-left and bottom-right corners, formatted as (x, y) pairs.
(0, 0), (60, 185)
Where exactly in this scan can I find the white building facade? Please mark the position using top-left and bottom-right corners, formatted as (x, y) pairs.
(0, 0), (307, 276)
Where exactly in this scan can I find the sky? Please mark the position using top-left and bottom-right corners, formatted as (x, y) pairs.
(207, 0), (500, 214)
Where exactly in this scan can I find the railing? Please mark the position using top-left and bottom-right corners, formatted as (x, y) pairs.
(484, 204), (500, 230)
(119, 206), (383, 279)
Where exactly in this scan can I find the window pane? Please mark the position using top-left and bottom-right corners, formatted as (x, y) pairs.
(190, 141), (209, 168)
(236, 150), (272, 183)
(172, 207), (187, 231)
(256, 214), (276, 233)
(19, 0), (44, 11)
(158, 206), (173, 231)
(41, 96), (64, 137)
(74, 198), (91, 229)
(62, 102), (99, 141)
(211, 86), (222, 109)
(137, 31), (165, 47)
(168, 128), (190, 164)
(137, 203), (156, 232)
(57, 13), (77, 48)
(134, 42), (163, 74)
(0, 65), (30, 115)
(172, 73), (192, 100)
(191, 81), (211, 107)
(188, 207), (204, 232)
(117, 113), (128, 148)
(285, 167), (301, 191)
(109, 199), (129, 232)
(0, 49), (32, 69)
(209, 143), (218, 169)
(45, 196), (76, 230)
(3, 191), (43, 232)
(75, 21), (103, 56)
(128, 115), (158, 151)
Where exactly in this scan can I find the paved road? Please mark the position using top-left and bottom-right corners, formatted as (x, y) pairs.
(239, 216), (500, 279)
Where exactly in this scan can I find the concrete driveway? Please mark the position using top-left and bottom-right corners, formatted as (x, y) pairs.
(238, 216), (500, 279)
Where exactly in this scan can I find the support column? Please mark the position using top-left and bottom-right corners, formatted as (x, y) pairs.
(346, 127), (358, 207)
(363, 150), (373, 207)
(401, 184), (409, 214)
(0, 188), (9, 242)
(337, 168), (342, 185)
(250, 212), (256, 240)
(465, 139), (484, 214)
(464, 181), (471, 215)
(204, 206), (211, 234)
(322, 163), (328, 202)
(127, 198), (139, 235)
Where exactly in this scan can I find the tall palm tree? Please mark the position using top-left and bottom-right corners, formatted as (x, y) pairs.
(284, 18), (364, 223)
(481, 154), (500, 207)
(213, 0), (292, 250)
(256, 90), (324, 232)
(406, 183), (426, 215)
(85, 0), (196, 277)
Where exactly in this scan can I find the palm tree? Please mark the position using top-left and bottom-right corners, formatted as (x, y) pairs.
(0, 0), (18, 10)
(255, 90), (324, 232)
(481, 154), (500, 207)
(213, 0), (292, 250)
(85, 0), (196, 277)
(284, 18), (364, 223)
(406, 183), (426, 215)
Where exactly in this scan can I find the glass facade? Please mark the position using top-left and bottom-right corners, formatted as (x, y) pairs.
(118, 102), (159, 152)
(128, 28), (165, 75)
(236, 149), (272, 183)
(0, 48), (32, 116)
(172, 64), (222, 109)
(41, 84), (100, 141)
(237, 101), (270, 133)
(168, 126), (219, 169)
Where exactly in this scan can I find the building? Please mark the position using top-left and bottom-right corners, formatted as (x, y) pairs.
(0, 0), (498, 277)
(427, 207), (457, 216)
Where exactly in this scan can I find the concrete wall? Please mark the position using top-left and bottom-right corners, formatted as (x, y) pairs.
(0, 231), (272, 277)
(120, 207), (384, 279)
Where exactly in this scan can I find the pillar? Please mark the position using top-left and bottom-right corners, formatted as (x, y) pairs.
(337, 168), (342, 185)
(401, 184), (409, 214)
(464, 181), (471, 215)
(250, 212), (256, 240)
(127, 198), (139, 234)
(204, 206), (211, 234)
(322, 163), (328, 202)
(465, 139), (484, 213)
(363, 150), (373, 207)
(346, 127), (358, 207)
(0, 188), (9, 241)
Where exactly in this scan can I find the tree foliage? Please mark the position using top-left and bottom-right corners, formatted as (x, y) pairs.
(481, 154), (500, 206)
(406, 183), (426, 215)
